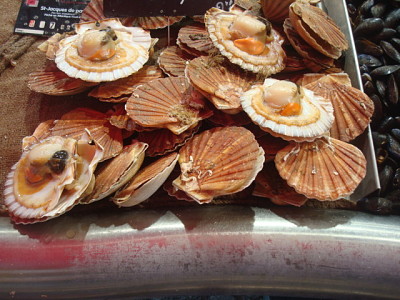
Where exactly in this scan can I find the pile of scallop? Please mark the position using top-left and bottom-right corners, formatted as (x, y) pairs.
(4, 0), (375, 224)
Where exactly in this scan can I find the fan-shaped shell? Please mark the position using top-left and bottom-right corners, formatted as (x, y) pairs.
(126, 76), (213, 135)
(283, 18), (334, 72)
(241, 78), (334, 142)
(253, 161), (307, 206)
(113, 152), (179, 207)
(88, 65), (163, 99)
(205, 7), (286, 76)
(289, 1), (348, 59)
(178, 24), (216, 55)
(298, 72), (352, 87)
(257, 133), (289, 162)
(82, 141), (147, 204)
(172, 126), (265, 203)
(304, 76), (374, 142)
(275, 137), (367, 201)
(137, 125), (199, 157)
(138, 16), (184, 30)
(185, 56), (261, 114)
(158, 46), (194, 77)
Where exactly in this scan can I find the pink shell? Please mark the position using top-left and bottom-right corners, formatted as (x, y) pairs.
(158, 46), (194, 77)
(177, 24), (216, 55)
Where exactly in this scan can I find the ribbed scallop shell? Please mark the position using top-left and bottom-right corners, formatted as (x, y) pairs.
(289, 1), (348, 59)
(80, 0), (136, 26)
(253, 161), (307, 206)
(178, 24), (216, 55)
(283, 18), (334, 72)
(257, 133), (289, 162)
(241, 78), (334, 142)
(88, 65), (163, 99)
(138, 16), (184, 30)
(113, 152), (179, 207)
(185, 56), (261, 114)
(28, 64), (96, 96)
(275, 137), (367, 201)
(126, 76), (213, 135)
(298, 72), (352, 87)
(158, 46), (194, 77)
(261, 0), (295, 24)
(172, 126), (265, 203)
(207, 110), (252, 126)
(304, 77), (374, 142)
(205, 7), (286, 76)
(81, 141), (147, 204)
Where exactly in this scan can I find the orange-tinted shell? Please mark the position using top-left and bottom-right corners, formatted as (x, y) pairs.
(178, 24), (216, 55)
(158, 46), (194, 77)
(275, 137), (367, 201)
(172, 126), (265, 203)
(185, 56), (261, 114)
(256, 133), (289, 162)
(261, 0), (295, 23)
(126, 76), (213, 135)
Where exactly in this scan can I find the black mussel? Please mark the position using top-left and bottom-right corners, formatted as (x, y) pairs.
(391, 128), (400, 141)
(361, 73), (373, 84)
(355, 39), (384, 56)
(353, 18), (384, 37)
(371, 2), (387, 18)
(372, 131), (388, 148)
(357, 54), (382, 67)
(348, 3), (358, 17)
(386, 189), (400, 202)
(384, 8), (400, 28)
(393, 168), (400, 190)
(397, 24), (400, 34)
(369, 94), (384, 127)
(387, 134), (400, 161)
(364, 80), (377, 95)
(359, 0), (375, 16)
(371, 28), (397, 42)
(387, 74), (399, 105)
(380, 40), (400, 63)
(375, 79), (387, 98)
(359, 64), (370, 73)
(378, 116), (396, 133)
(370, 64), (400, 77)
(357, 197), (393, 215)
(379, 163), (395, 194)
(376, 147), (388, 167)
(390, 37), (400, 51)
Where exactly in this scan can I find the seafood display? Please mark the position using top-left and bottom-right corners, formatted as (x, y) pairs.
(4, 0), (384, 224)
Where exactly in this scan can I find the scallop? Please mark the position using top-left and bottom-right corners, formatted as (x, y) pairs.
(126, 76), (213, 135)
(261, 0), (296, 24)
(158, 46), (194, 77)
(178, 24), (216, 55)
(185, 56), (261, 114)
(205, 6), (286, 76)
(172, 126), (265, 204)
(288, 1), (348, 59)
(241, 78), (334, 142)
(137, 16), (184, 30)
(113, 152), (179, 207)
(275, 137), (367, 201)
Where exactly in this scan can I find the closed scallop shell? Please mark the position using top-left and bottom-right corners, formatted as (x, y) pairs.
(81, 141), (147, 203)
(126, 76), (213, 135)
(297, 72), (352, 87)
(158, 46), (194, 77)
(178, 24), (216, 55)
(137, 16), (184, 30)
(253, 161), (307, 206)
(261, 0), (295, 24)
(172, 126), (265, 204)
(113, 152), (179, 207)
(304, 76), (374, 142)
(185, 56), (261, 114)
(205, 7), (286, 76)
(289, 1), (348, 59)
(241, 78), (334, 142)
(88, 65), (163, 99)
(275, 137), (367, 201)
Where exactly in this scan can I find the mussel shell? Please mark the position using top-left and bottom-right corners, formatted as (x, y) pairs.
(378, 116), (396, 133)
(375, 79), (387, 98)
(361, 73), (372, 84)
(375, 147), (388, 167)
(370, 64), (400, 76)
(371, 28), (397, 42)
(387, 74), (399, 105)
(384, 8), (400, 28)
(357, 197), (393, 215)
(393, 168), (400, 190)
(369, 93), (383, 127)
(359, 0), (375, 16)
(355, 38), (383, 56)
(391, 128), (400, 141)
(387, 134), (400, 161)
(371, 2), (387, 18)
(379, 163), (395, 195)
(372, 131), (388, 148)
(353, 18), (384, 37)
(380, 40), (400, 63)
(359, 64), (370, 73)
(357, 54), (382, 67)
(363, 80), (377, 95)
(390, 37), (400, 51)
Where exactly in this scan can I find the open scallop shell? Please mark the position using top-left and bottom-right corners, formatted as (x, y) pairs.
(205, 7), (286, 76)
(241, 78), (334, 142)
(253, 161), (307, 206)
(185, 56), (261, 114)
(113, 152), (179, 207)
(172, 126), (265, 204)
(137, 125), (199, 157)
(81, 141), (147, 204)
(178, 24), (216, 55)
(88, 65), (163, 99)
(158, 46), (194, 77)
(126, 76), (213, 135)
(303, 75), (374, 142)
(283, 18), (334, 72)
(288, 1), (348, 59)
(275, 137), (367, 201)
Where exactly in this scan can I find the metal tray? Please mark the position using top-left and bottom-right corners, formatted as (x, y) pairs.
(1, 1), (396, 299)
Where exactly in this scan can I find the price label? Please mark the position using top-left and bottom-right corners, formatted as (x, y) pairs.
(103, 0), (234, 17)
